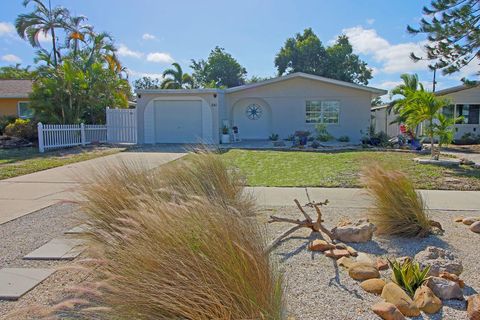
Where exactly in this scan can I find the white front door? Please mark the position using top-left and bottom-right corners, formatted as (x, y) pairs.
(154, 100), (203, 143)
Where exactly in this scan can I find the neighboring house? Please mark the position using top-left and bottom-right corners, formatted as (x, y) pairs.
(0, 80), (33, 119)
(371, 84), (480, 140)
(136, 72), (386, 144)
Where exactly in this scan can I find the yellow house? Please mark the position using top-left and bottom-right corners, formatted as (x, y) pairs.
(0, 80), (33, 118)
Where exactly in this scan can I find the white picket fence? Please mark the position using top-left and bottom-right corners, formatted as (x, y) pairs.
(37, 108), (137, 152)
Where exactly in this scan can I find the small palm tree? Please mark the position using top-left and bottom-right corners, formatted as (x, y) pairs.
(15, 0), (70, 66)
(161, 63), (194, 89)
(64, 15), (92, 59)
(399, 90), (450, 158)
(388, 73), (425, 125)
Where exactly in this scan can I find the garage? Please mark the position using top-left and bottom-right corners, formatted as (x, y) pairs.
(153, 100), (203, 143)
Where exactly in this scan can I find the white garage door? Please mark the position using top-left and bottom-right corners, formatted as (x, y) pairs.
(154, 100), (203, 143)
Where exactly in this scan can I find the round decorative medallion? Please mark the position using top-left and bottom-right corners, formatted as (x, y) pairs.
(246, 104), (262, 120)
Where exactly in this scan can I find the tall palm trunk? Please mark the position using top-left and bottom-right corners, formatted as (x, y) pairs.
(51, 27), (58, 66)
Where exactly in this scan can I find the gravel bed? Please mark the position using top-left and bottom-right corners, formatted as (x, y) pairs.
(0, 203), (86, 319)
(261, 206), (479, 320)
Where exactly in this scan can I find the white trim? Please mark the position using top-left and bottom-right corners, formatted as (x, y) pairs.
(225, 72), (387, 95)
(136, 88), (221, 94)
(0, 94), (30, 98)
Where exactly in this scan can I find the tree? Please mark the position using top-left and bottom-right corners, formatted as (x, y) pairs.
(435, 113), (456, 147)
(191, 47), (247, 88)
(0, 64), (33, 79)
(399, 90), (450, 158)
(407, 0), (480, 75)
(246, 75), (273, 83)
(15, 0), (70, 67)
(274, 29), (372, 85)
(64, 15), (92, 60)
(161, 63), (194, 89)
(133, 76), (160, 91)
(389, 74), (425, 125)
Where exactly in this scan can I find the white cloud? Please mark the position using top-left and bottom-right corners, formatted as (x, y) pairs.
(117, 44), (144, 58)
(146, 52), (174, 64)
(37, 32), (52, 43)
(366, 18), (375, 25)
(1, 54), (22, 63)
(142, 33), (156, 41)
(342, 26), (430, 74)
(0, 22), (15, 37)
(127, 69), (164, 80)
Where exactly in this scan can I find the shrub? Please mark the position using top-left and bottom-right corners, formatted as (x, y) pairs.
(362, 164), (432, 237)
(337, 135), (350, 142)
(4, 118), (37, 141)
(315, 124), (333, 142)
(454, 132), (480, 145)
(269, 133), (279, 141)
(389, 258), (430, 297)
(47, 151), (283, 319)
(0, 115), (16, 135)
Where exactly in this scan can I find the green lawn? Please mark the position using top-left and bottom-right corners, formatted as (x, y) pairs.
(0, 146), (124, 180)
(220, 149), (480, 190)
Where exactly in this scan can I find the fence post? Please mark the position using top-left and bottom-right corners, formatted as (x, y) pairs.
(37, 122), (44, 153)
(80, 123), (86, 146)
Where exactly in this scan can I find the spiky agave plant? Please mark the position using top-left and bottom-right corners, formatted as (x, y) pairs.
(362, 164), (433, 237)
(46, 151), (283, 319)
(388, 258), (431, 297)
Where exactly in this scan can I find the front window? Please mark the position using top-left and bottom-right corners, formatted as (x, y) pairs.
(456, 104), (480, 124)
(18, 101), (33, 119)
(306, 100), (340, 124)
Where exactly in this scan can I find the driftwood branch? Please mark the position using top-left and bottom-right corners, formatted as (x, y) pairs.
(265, 193), (334, 253)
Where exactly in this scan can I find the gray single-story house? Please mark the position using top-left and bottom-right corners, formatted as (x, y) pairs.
(135, 72), (387, 144)
(371, 83), (480, 140)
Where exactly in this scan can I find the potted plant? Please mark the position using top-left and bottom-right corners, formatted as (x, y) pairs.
(221, 125), (230, 144)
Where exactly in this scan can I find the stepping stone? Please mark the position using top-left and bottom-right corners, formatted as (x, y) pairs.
(24, 238), (85, 260)
(64, 224), (90, 234)
(0, 268), (55, 300)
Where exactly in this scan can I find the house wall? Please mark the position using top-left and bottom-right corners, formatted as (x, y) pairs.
(439, 86), (480, 139)
(0, 98), (25, 117)
(136, 92), (220, 144)
(372, 107), (400, 137)
(225, 77), (373, 142)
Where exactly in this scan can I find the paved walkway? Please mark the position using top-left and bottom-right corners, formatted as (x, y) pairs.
(0, 147), (186, 225)
(249, 187), (480, 211)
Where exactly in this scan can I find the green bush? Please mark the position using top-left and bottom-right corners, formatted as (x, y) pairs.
(337, 135), (350, 142)
(269, 133), (279, 141)
(0, 115), (16, 135)
(4, 118), (37, 142)
(315, 124), (333, 142)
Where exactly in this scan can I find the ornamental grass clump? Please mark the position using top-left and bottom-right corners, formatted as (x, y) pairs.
(362, 164), (432, 237)
(47, 151), (283, 319)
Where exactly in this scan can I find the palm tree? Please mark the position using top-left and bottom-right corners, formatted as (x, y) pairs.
(388, 73), (425, 123)
(64, 15), (92, 60)
(161, 63), (194, 89)
(15, 0), (70, 67)
(399, 90), (450, 158)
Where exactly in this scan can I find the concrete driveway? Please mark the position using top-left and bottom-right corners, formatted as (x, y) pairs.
(0, 147), (187, 225)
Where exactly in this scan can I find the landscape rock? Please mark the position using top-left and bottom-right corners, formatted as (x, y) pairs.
(337, 256), (355, 269)
(439, 271), (465, 288)
(426, 277), (463, 300)
(360, 278), (386, 294)
(463, 217), (480, 225)
(396, 256), (411, 265)
(381, 282), (421, 317)
(414, 285), (442, 314)
(324, 249), (350, 259)
(348, 262), (380, 281)
(308, 239), (335, 252)
(377, 258), (389, 270)
(356, 252), (375, 266)
(415, 246), (463, 276)
(467, 294), (480, 320)
(471, 221), (480, 233)
(371, 302), (405, 320)
(454, 216), (464, 223)
(346, 246), (358, 257)
(331, 219), (375, 243)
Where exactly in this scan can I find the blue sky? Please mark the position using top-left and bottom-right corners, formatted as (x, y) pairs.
(0, 0), (478, 96)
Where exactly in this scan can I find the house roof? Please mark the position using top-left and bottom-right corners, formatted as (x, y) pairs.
(0, 80), (33, 98)
(225, 72), (387, 95)
(136, 72), (387, 96)
(435, 83), (480, 96)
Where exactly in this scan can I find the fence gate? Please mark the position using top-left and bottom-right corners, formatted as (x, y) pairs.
(106, 107), (137, 144)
